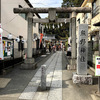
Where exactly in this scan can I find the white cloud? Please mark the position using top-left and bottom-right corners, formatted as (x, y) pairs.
(29, 0), (62, 7)
(29, 0), (63, 18)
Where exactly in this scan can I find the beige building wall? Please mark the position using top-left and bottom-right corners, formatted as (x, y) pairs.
(76, 0), (92, 41)
(1, 0), (40, 58)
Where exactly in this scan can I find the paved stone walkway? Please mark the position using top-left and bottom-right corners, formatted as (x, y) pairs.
(19, 51), (62, 100)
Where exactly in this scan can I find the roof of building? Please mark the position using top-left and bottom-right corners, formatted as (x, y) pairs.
(24, 0), (41, 18)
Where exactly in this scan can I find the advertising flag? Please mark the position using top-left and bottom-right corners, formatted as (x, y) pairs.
(39, 33), (43, 47)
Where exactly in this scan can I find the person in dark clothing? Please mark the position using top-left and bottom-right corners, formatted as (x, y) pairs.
(49, 44), (51, 52)
(67, 44), (71, 56)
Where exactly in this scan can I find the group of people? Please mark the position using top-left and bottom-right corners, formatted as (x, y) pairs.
(47, 43), (65, 53)
(46, 42), (72, 56)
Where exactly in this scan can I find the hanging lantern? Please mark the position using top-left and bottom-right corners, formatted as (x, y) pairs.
(58, 24), (59, 28)
(15, 37), (20, 42)
(65, 19), (67, 24)
(53, 24), (55, 29)
(61, 23), (62, 27)
(7, 33), (12, 39)
(22, 39), (26, 43)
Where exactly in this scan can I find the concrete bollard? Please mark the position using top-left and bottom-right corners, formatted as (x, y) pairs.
(41, 65), (46, 91)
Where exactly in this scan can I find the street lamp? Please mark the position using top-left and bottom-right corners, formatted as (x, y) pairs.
(60, 23), (62, 27)
(53, 24), (55, 29)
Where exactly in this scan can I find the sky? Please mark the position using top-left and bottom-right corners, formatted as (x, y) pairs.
(29, 0), (63, 18)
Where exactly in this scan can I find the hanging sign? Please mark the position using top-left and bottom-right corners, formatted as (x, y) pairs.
(95, 56), (100, 76)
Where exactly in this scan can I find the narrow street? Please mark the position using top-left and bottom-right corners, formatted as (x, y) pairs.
(0, 0), (100, 100)
(0, 51), (99, 100)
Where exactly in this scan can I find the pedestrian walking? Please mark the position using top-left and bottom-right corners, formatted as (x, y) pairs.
(67, 44), (71, 57)
(49, 44), (51, 52)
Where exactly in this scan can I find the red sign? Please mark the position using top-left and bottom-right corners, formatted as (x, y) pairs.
(97, 65), (100, 69)
(40, 33), (43, 46)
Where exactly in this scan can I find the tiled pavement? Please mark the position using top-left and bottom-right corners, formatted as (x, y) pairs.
(19, 51), (62, 100)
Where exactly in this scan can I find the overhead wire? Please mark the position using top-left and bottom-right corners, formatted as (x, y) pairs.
(1, 1), (55, 39)
(2, 27), (27, 40)
(2, 1), (53, 26)
(2, 28), (18, 38)
(2, 1), (28, 39)
(2, 2), (27, 26)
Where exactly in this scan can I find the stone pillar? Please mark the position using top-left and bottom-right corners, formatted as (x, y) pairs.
(21, 13), (36, 69)
(72, 24), (92, 84)
(41, 65), (46, 90)
(77, 24), (88, 75)
(67, 12), (76, 70)
(70, 12), (76, 69)
(27, 13), (33, 58)
(71, 12), (76, 60)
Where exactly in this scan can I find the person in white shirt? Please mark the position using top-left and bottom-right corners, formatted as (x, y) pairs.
(67, 44), (71, 56)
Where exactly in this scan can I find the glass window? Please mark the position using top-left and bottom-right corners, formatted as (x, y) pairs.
(92, 0), (97, 17)
(19, 5), (27, 20)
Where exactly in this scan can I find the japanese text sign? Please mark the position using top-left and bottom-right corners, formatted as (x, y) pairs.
(95, 56), (100, 76)
(77, 24), (88, 75)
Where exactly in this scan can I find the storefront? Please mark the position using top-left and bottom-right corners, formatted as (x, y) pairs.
(0, 37), (14, 74)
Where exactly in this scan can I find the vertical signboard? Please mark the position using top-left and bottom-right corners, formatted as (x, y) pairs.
(95, 56), (100, 76)
(77, 24), (88, 75)
(0, 32), (4, 60)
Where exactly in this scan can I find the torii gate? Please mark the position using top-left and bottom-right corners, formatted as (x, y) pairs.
(13, 7), (91, 69)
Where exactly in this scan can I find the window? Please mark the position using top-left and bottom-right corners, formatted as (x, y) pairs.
(19, 5), (27, 20)
(92, 0), (98, 18)
(92, 0), (96, 11)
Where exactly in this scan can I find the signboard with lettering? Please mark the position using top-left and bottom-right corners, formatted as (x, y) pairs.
(95, 56), (100, 76)
(77, 24), (88, 75)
